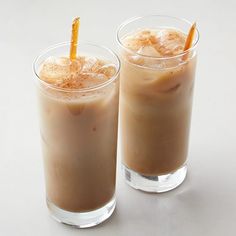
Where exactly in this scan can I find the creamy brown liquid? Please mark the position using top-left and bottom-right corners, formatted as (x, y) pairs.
(120, 29), (197, 175)
(38, 56), (119, 212)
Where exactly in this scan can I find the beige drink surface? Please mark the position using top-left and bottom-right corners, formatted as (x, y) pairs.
(120, 28), (197, 175)
(38, 56), (119, 212)
(40, 56), (116, 89)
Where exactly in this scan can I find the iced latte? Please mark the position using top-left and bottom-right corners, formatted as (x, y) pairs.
(33, 19), (120, 227)
(117, 16), (199, 192)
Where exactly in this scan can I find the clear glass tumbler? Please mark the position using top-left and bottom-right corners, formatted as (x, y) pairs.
(117, 15), (199, 192)
(33, 42), (120, 227)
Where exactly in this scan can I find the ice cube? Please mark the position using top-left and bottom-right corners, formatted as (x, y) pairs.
(156, 29), (186, 56)
(138, 46), (161, 57)
(97, 64), (116, 77)
(78, 72), (108, 88)
(40, 56), (71, 83)
(123, 37), (143, 51)
(82, 57), (101, 72)
(129, 54), (145, 66)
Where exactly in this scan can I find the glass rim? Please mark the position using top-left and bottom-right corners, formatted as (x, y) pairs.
(116, 14), (200, 60)
(33, 41), (120, 93)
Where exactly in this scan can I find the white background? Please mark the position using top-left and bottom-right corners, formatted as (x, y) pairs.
(0, 0), (236, 235)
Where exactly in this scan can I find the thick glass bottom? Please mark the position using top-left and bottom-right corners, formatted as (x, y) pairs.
(122, 163), (187, 193)
(46, 196), (116, 228)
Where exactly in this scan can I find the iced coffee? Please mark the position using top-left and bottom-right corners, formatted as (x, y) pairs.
(117, 16), (199, 192)
(33, 18), (120, 228)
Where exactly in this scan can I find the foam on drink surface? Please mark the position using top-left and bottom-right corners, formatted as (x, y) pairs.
(122, 29), (187, 68)
(39, 56), (117, 89)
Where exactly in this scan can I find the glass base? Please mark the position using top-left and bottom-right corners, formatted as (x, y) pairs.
(46, 197), (116, 228)
(122, 164), (187, 193)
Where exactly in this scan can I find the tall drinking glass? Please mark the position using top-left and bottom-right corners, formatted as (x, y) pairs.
(33, 42), (120, 227)
(117, 15), (199, 192)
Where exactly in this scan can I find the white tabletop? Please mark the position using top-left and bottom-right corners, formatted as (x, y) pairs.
(0, 0), (236, 235)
